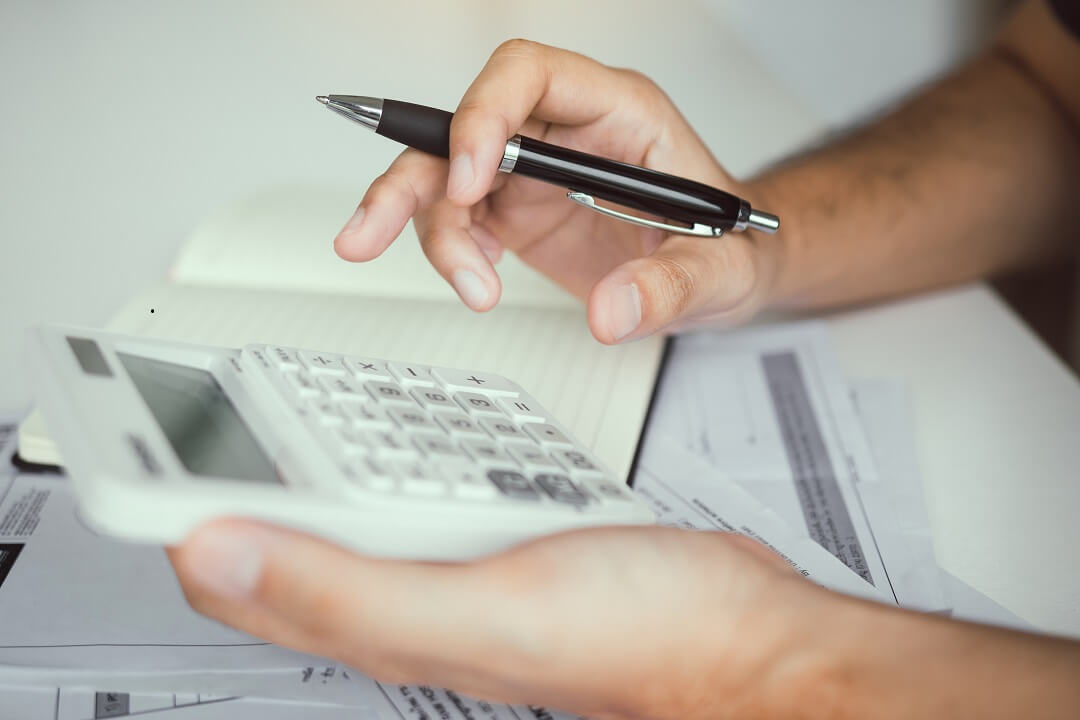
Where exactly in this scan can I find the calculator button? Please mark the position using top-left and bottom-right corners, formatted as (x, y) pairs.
(368, 430), (414, 458)
(552, 448), (603, 475)
(435, 412), (489, 439)
(308, 399), (346, 427)
(387, 407), (438, 432)
(441, 465), (499, 500)
(299, 351), (347, 376)
(266, 345), (301, 371)
(365, 381), (414, 405)
(283, 371), (322, 400)
(318, 376), (367, 403)
(496, 397), (545, 423)
(535, 473), (589, 506)
(487, 469), (540, 501)
(347, 457), (397, 493)
(462, 438), (515, 465)
(342, 402), (394, 430)
(389, 363), (436, 388)
(477, 417), (528, 442)
(431, 368), (520, 397)
(412, 388), (457, 411)
(394, 460), (447, 496)
(592, 479), (632, 501)
(347, 358), (391, 381)
(523, 423), (573, 447)
(454, 392), (504, 417)
(335, 427), (370, 457)
(411, 433), (467, 461)
(507, 443), (559, 471)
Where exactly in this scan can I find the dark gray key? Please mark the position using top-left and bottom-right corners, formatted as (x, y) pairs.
(535, 473), (589, 506)
(487, 469), (540, 501)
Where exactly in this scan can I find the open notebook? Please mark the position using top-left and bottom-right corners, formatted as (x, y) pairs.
(19, 186), (665, 480)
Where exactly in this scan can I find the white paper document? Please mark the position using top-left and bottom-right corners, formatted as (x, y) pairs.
(0, 683), (377, 720)
(367, 684), (583, 720)
(0, 664), (381, 707)
(634, 437), (888, 602)
(0, 681), (586, 720)
(850, 379), (949, 612)
(640, 322), (927, 606)
(0, 412), (21, 473)
(0, 473), (320, 672)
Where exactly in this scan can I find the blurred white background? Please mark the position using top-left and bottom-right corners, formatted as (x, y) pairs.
(0, 0), (1010, 410)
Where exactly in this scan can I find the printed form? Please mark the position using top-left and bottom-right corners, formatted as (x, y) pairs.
(638, 322), (944, 609)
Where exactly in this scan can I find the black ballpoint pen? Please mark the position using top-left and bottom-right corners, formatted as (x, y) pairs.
(316, 95), (780, 237)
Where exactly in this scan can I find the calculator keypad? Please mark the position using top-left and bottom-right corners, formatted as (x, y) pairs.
(249, 344), (633, 509)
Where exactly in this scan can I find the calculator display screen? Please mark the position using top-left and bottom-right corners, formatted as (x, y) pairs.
(118, 353), (281, 484)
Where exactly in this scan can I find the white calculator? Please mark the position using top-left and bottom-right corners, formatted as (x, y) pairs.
(28, 325), (654, 559)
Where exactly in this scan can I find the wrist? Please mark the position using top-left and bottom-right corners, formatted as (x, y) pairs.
(742, 174), (802, 311)
(683, 574), (868, 720)
(725, 580), (870, 720)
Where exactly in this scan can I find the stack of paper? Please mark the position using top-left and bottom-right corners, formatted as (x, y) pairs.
(635, 321), (1032, 630)
(0, 322), (1029, 719)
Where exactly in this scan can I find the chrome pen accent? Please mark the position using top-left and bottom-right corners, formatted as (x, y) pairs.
(568, 192), (723, 237)
(498, 135), (521, 174)
(319, 95), (383, 131)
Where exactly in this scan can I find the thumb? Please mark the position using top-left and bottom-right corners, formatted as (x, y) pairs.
(586, 234), (759, 344)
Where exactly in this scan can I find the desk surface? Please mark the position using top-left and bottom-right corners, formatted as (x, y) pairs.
(827, 285), (1080, 637)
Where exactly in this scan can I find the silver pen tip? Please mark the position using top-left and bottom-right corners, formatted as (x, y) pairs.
(315, 95), (329, 105)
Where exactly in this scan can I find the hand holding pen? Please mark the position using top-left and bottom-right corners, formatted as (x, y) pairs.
(325, 40), (785, 344)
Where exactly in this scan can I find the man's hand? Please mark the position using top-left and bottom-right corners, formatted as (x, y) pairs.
(169, 522), (822, 719)
(333, 40), (784, 344)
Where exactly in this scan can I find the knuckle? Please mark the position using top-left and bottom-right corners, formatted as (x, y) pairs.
(620, 68), (659, 94)
(369, 171), (418, 212)
(420, 226), (457, 261)
(618, 68), (669, 110)
(493, 37), (542, 61)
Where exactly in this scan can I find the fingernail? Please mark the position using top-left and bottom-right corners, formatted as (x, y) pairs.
(183, 525), (269, 599)
(447, 154), (475, 198)
(610, 283), (642, 341)
(452, 268), (489, 308)
(339, 207), (366, 237)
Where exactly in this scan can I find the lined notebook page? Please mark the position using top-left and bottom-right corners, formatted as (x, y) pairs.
(109, 283), (663, 480)
(171, 186), (579, 310)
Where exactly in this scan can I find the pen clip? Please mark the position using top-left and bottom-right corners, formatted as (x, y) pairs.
(566, 192), (723, 238)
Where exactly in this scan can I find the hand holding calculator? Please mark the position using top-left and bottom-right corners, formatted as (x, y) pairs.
(29, 326), (654, 559)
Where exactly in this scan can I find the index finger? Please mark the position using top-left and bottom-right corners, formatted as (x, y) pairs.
(445, 39), (633, 206)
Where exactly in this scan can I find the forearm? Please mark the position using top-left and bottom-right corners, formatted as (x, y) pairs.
(750, 16), (1080, 310)
(768, 591), (1080, 720)
(729, 581), (1080, 720)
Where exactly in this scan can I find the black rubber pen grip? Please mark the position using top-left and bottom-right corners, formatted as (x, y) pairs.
(378, 100), (452, 158)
